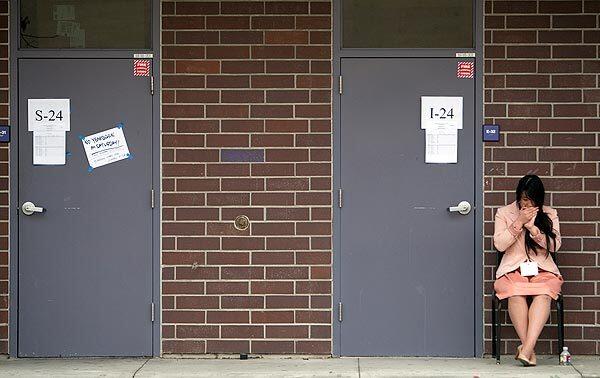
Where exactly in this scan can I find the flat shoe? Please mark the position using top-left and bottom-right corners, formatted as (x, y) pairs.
(530, 352), (537, 366)
(515, 345), (522, 360)
(517, 353), (533, 367)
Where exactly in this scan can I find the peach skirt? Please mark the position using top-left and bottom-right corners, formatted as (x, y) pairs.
(494, 269), (563, 300)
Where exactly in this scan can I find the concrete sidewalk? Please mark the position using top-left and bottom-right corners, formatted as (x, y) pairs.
(0, 355), (598, 377)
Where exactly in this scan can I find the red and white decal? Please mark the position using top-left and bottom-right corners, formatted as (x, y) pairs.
(133, 59), (151, 77)
(456, 61), (474, 79)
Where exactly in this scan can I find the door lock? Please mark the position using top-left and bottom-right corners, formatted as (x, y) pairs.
(22, 201), (45, 216)
(448, 201), (472, 215)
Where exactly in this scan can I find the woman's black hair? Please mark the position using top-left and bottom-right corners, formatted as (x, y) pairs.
(516, 175), (557, 258)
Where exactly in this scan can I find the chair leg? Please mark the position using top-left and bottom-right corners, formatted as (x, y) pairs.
(556, 296), (564, 354)
(491, 295), (497, 360)
(495, 297), (502, 364)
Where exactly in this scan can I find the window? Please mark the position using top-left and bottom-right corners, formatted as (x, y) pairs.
(20, 0), (151, 49)
(342, 0), (473, 49)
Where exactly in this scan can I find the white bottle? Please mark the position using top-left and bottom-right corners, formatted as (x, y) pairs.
(559, 346), (571, 366)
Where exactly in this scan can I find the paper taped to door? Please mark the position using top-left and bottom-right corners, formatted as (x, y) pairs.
(33, 131), (66, 165)
(81, 125), (131, 170)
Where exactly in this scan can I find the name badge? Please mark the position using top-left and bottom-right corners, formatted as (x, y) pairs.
(520, 261), (539, 277)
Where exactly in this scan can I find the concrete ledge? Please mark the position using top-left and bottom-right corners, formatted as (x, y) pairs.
(0, 355), (597, 377)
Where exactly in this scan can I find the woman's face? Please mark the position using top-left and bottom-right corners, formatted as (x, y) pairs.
(519, 193), (535, 208)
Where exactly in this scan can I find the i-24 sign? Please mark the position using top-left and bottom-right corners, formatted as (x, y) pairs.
(28, 99), (70, 131)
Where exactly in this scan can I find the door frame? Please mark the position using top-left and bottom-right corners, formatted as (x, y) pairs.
(332, 0), (485, 357)
(9, 0), (162, 357)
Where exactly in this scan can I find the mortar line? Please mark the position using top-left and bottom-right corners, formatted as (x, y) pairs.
(358, 357), (362, 378)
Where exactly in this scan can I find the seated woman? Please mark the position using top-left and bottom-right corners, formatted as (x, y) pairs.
(493, 174), (562, 367)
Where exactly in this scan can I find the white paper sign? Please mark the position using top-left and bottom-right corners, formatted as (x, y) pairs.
(425, 127), (458, 164)
(82, 126), (130, 169)
(28, 99), (71, 131)
(33, 131), (66, 165)
(421, 96), (463, 130)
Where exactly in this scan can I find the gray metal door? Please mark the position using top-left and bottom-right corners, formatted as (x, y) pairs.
(18, 59), (153, 357)
(339, 58), (475, 356)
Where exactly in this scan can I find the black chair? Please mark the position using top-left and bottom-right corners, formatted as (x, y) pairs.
(491, 250), (564, 364)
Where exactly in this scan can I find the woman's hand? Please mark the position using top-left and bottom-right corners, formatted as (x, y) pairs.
(517, 206), (538, 227)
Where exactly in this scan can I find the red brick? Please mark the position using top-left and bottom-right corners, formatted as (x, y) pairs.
(220, 31), (264, 44)
(538, 90), (582, 103)
(221, 61), (265, 74)
(252, 16), (295, 29)
(206, 46), (250, 59)
(163, 340), (205, 354)
(176, 31), (219, 44)
(177, 237), (221, 250)
(163, 310), (206, 323)
(206, 164), (250, 177)
(206, 252), (250, 265)
(177, 296), (220, 309)
(221, 296), (265, 309)
(553, 163), (596, 176)
(508, 104), (551, 117)
(252, 222), (295, 236)
(265, 149), (309, 162)
(252, 193), (295, 206)
(251, 341), (295, 353)
(266, 267), (309, 280)
(266, 296), (309, 308)
(266, 61), (310, 74)
(552, 134), (596, 146)
(207, 75), (250, 88)
(222, 237), (266, 251)
(539, 148), (582, 161)
(296, 16), (331, 29)
(493, 1), (537, 13)
(177, 325), (219, 339)
(206, 311), (250, 324)
(175, 60), (219, 74)
(163, 16), (205, 29)
(552, 75), (596, 88)
(252, 281), (294, 294)
(251, 310), (295, 323)
(553, 45), (596, 59)
(553, 15), (596, 28)
(493, 31), (536, 43)
(176, 2), (219, 14)
(252, 252), (295, 265)
(251, 75), (295, 88)
(251, 105), (294, 118)
(266, 325), (309, 338)
(221, 325), (264, 339)
(221, 1), (265, 14)
(506, 75), (549, 88)
(265, 2), (309, 14)
(251, 134), (294, 147)
(206, 282), (249, 295)
(206, 340), (250, 353)
(206, 16), (250, 29)
(265, 31), (309, 44)
(252, 46), (295, 59)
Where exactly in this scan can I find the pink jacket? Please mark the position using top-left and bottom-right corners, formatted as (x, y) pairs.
(493, 202), (562, 278)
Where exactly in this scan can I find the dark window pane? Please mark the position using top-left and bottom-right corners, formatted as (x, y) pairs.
(342, 0), (473, 48)
(20, 0), (151, 49)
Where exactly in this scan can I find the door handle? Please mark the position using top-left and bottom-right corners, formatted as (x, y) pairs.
(22, 201), (45, 216)
(448, 201), (471, 215)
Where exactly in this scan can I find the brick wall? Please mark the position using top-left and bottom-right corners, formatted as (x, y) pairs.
(0, 0), (8, 355)
(161, 1), (332, 355)
(484, 0), (600, 355)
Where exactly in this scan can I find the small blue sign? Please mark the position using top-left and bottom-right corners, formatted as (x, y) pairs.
(482, 124), (500, 142)
(0, 126), (9, 143)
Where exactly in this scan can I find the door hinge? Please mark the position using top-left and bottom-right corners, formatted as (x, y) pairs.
(151, 302), (155, 322)
(338, 75), (343, 95)
(151, 189), (155, 209)
(150, 75), (155, 96)
(338, 302), (343, 322)
(338, 188), (343, 208)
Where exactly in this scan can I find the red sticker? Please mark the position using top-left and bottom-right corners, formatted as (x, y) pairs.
(457, 61), (474, 79)
(133, 59), (151, 77)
